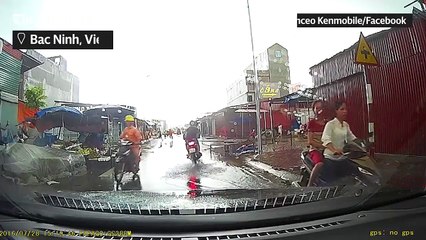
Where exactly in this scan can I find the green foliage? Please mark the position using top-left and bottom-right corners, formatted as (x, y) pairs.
(24, 86), (47, 109)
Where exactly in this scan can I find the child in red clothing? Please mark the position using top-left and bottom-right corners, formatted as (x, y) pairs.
(307, 100), (328, 186)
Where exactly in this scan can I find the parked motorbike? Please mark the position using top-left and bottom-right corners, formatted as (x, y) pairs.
(299, 140), (381, 188)
(112, 140), (140, 184)
(186, 138), (202, 164)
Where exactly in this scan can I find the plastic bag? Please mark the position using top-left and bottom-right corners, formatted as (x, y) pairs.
(0, 143), (86, 184)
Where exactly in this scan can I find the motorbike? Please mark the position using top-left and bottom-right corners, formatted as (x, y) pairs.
(299, 140), (381, 188)
(186, 138), (202, 164)
(112, 140), (140, 184)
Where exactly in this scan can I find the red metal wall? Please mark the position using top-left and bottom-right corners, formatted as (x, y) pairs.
(310, 10), (426, 156)
(315, 73), (369, 140)
(368, 51), (426, 156)
(366, 13), (426, 156)
(310, 12), (426, 88)
(260, 110), (291, 130)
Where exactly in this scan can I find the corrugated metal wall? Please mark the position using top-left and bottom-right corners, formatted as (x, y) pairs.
(366, 12), (426, 155)
(310, 10), (426, 156)
(368, 52), (426, 156)
(0, 39), (21, 134)
(0, 48), (21, 96)
(311, 49), (364, 87)
(311, 14), (426, 88)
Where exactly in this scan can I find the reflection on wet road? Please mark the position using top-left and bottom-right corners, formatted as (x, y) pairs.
(49, 136), (288, 196)
(128, 136), (286, 193)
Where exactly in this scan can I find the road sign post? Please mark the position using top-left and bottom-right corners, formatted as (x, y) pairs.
(354, 32), (379, 144)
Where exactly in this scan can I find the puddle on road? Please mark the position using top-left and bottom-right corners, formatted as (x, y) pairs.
(25, 138), (292, 200)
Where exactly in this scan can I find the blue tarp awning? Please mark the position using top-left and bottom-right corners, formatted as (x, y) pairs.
(34, 106), (83, 132)
(268, 88), (316, 104)
(33, 106), (107, 133)
(283, 93), (313, 104)
(35, 106), (82, 118)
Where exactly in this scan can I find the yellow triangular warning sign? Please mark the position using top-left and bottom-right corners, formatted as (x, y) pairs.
(355, 32), (379, 66)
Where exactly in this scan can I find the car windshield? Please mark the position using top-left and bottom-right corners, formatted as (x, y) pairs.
(0, 0), (425, 217)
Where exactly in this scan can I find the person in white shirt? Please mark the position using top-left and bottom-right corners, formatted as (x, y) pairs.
(321, 101), (358, 159)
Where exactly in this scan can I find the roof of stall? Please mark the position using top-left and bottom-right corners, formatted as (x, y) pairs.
(83, 105), (135, 119)
(33, 106), (108, 133)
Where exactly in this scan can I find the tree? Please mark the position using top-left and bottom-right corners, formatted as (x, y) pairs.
(24, 86), (47, 109)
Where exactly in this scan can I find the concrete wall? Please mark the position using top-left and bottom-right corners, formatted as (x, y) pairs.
(24, 50), (79, 107)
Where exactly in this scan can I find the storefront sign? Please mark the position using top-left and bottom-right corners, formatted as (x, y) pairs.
(259, 82), (280, 99)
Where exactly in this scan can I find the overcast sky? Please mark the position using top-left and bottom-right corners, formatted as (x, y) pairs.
(0, 0), (413, 127)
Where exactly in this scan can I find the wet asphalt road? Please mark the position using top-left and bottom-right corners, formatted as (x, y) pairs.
(43, 135), (289, 197)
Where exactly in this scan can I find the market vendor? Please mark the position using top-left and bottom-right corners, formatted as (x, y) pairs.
(19, 120), (40, 145)
(82, 133), (104, 150)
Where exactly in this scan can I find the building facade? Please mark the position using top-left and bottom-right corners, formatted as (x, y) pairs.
(288, 82), (308, 94)
(245, 43), (291, 95)
(152, 119), (167, 133)
(0, 38), (21, 137)
(0, 38), (42, 138)
(22, 50), (80, 107)
(227, 43), (291, 107)
(226, 77), (255, 106)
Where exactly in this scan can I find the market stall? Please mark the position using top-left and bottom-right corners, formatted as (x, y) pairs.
(29, 106), (113, 176)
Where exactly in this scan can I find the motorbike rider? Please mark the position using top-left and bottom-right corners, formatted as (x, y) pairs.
(307, 100), (328, 186)
(183, 120), (201, 157)
(321, 100), (363, 180)
(168, 129), (174, 139)
(120, 115), (143, 172)
(322, 100), (358, 158)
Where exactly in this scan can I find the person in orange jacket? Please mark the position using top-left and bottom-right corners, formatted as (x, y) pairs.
(120, 115), (143, 172)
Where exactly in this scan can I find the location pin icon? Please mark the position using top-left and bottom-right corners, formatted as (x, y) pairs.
(17, 33), (26, 44)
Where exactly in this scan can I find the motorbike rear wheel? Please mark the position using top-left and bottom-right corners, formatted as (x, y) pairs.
(114, 160), (125, 184)
(190, 153), (197, 164)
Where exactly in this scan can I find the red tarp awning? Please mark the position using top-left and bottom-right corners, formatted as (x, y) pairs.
(18, 101), (38, 124)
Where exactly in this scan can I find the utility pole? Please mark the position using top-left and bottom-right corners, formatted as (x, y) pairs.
(246, 0), (262, 155)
